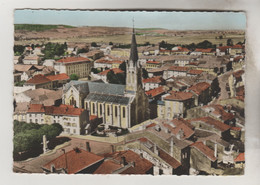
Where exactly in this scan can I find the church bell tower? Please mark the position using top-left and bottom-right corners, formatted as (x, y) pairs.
(125, 27), (143, 92)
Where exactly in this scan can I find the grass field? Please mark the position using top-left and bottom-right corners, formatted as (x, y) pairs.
(14, 33), (245, 46)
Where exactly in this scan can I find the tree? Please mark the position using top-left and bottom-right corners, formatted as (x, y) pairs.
(196, 40), (214, 49)
(119, 62), (126, 72)
(77, 48), (88, 54)
(109, 42), (113, 45)
(107, 70), (126, 84)
(142, 68), (148, 79)
(91, 68), (101, 74)
(14, 45), (25, 55)
(13, 121), (63, 154)
(227, 38), (234, 46)
(91, 42), (98, 47)
(70, 74), (79, 80)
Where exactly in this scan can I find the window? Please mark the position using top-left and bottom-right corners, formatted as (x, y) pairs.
(115, 106), (118, 117)
(107, 105), (110, 115)
(123, 107), (126, 118)
(92, 103), (95, 114)
(35, 119), (38, 123)
(30, 119), (32, 123)
(100, 104), (102, 115)
(73, 129), (76, 133)
(29, 114), (31, 117)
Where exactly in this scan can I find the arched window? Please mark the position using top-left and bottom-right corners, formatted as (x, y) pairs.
(92, 103), (95, 114)
(107, 105), (110, 115)
(100, 104), (102, 115)
(123, 107), (126, 118)
(115, 106), (118, 117)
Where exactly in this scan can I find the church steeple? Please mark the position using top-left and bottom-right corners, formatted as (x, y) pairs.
(129, 28), (138, 63)
(125, 19), (142, 92)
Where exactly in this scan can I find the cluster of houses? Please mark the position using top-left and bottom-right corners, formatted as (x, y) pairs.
(13, 29), (245, 175)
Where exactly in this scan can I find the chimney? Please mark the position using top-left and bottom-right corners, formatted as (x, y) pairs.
(86, 142), (91, 152)
(170, 137), (174, 157)
(140, 153), (144, 158)
(50, 164), (55, 173)
(132, 161), (136, 168)
(214, 142), (217, 158)
(120, 156), (127, 166)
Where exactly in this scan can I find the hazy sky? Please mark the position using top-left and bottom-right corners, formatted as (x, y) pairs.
(14, 10), (246, 30)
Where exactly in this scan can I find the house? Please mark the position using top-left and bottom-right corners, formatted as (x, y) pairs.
(147, 68), (164, 78)
(14, 56), (22, 64)
(23, 55), (40, 65)
(26, 104), (88, 135)
(98, 150), (154, 175)
(191, 48), (215, 56)
(42, 148), (104, 174)
(43, 59), (55, 67)
(24, 74), (52, 89)
(187, 104), (235, 126)
(95, 68), (124, 83)
(187, 69), (204, 77)
(171, 47), (190, 55)
(14, 88), (62, 106)
(94, 59), (123, 71)
(145, 61), (162, 70)
(188, 117), (231, 139)
(157, 91), (195, 119)
(216, 46), (231, 56)
(54, 57), (93, 79)
(79, 50), (104, 60)
(188, 82), (211, 106)
(32, 47), (43, 55)
(142, 76), (165, 91)
(110, 48), (130, 58)
(234, 152), (245, 168)
(228, 70), (245, 98)
(229, 45), (244, 56)
(163, 66), (189, 79)
(13, 102), (30, 122)
(190, 142), (217, 174)
(46, 73), (70, 89)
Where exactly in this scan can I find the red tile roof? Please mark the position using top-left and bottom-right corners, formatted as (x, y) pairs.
(93, 160), (121, 174)
(231, 127), (241, 131)
(162, 119), (194, 139)
(90, 115), (98, 120)
(27, 104), (45, 113)
(188, 69), (204, 75)
(234, 153), (245, 162)
(95, 59), (123, 64)
(145, 86), (167, 97)
(28, 104), (85, 116)
(190, 142), (217, 161)
(202, 104), (235, 121)
(167, 66), (188, 72)
(146, 123), (157, 129)
(233, 70), (244, 78)
(43, 148), (104, 174)
(194, 48), (215, 53)
(217, 46), (231, 52)
(164, 91), (193, 101)
(26, 74), (51, 84)
(98, 68), (124, 76)
(158, 149), (181, 169)
(188, 82), (210, 95)
(46, 73), (70, 81)
(189, 117), (231, 132)
(143, 76), (164, 84)
(146, 61), (161, 64)
(56, 57), (90, 63)
(234, 56), (243, 62)
(106, 150), (153, 174)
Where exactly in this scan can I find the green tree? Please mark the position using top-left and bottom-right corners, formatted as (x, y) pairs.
(13, 121), (63, 154)
(107, 70), (126, 84)
(13, 45), (25, 55)
(70, 74), (79, 80)
(142, 68), (148, 79)
(119, 62), (126, 72)
(227, 38), (234, 46)
(109, 42), (113, 45)
(91, 42), (98, 47)
(196, 40), (214, 49)
(91, 68), (101, 74)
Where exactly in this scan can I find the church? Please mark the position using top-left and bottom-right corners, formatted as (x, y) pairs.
(62, 28), (149, 129)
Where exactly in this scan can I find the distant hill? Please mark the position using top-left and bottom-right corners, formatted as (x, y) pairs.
(14, 24), (75, 31)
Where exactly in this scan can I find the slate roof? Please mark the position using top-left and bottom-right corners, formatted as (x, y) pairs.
(85, 93), (130, 105)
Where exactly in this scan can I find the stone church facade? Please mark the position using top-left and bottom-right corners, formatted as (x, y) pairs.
(62, 29), (149, 129)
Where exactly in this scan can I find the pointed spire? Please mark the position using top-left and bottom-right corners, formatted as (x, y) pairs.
(129, 18), (138, 63)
